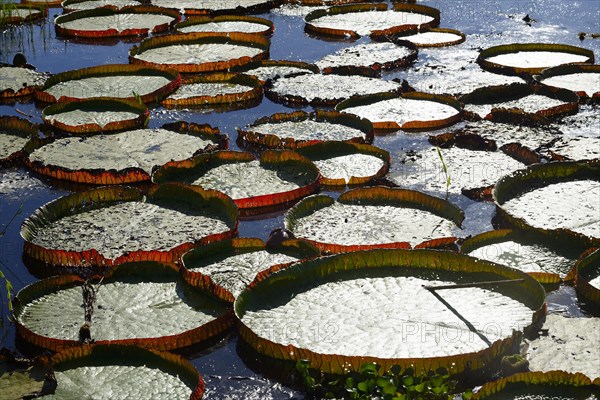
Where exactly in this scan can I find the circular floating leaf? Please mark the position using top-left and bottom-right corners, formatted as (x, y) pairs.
(337, 91), (462, 132)
(384, 27), (465, 48)
(305, 3), (439, 39)
(265, 73), (400, 107)
(494, 161), (600, 247)
(181, 238), (320, 302)
(285, 187), (464, 252)
(15, 262), (233, 352)
(235, 248), (545, 375)
(61, 0), (142, 12)
(461, 229), (578, 284)
(295, 141), (389, 186)
(161, 72), (262, 109)
(316, 41), (417, 76)
(36, 64), (180, 104)
(26, 123), (225, 184)
(41, 98), (149, 134)
(152, 150), (320, 213)
(574, 248), (600, 308)
(477, 43), (594, 76)
(148, 0), (278, 16)
(538, 64), (600, 101)
(54, 6), (180, 38)
(177, 15), (273, 35)
(0, 66), (48, 98)
(20, 0), (62, 6)
(237, 110), (373, 150)
(472, 371), (598, 399)
(0, 116), (38, 167)
(230, 60), (319, 84)
(47, 344), (205, 399)
(0, 4), (46, 26)
(20, 184), (238, 268)
(460, 83), (578, 121)
(129, 32), (270, 73)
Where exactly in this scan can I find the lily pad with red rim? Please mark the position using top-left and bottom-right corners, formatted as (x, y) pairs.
(20, 184), (238, 269)
(148, 0), (279, 16)
(237, 110), (373, 150)
(176, 15), (274, 35)
(572, 248), (600, 308)
(61, 0), (142, 12)
(20, 0), (62, 7)
(537, 64), (600, 102)
(0, 65), (48, 99)
(379, 27), (465, 48)
(235, 248), (545, 375)
(0, 4), (47, 26)
(285, 186), (464, 252)
(152, 150), (321, 214)
(230, 60), (319, 84)
(14, 261), (233, 352)
(0, 116), (38, 167)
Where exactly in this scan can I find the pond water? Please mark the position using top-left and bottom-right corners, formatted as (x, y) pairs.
(0, 0), (599, 398)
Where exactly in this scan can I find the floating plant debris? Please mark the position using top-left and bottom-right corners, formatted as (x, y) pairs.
(36, 64), (180, 103)
(0, 66), (48, 98)
(129, 32), (270, 73)
(230, 60), (318, 83)
(177, 15), (273, 35)
(0, 116), (37, 167)
(285, 187), (464, 251)
(237, 110), (373, 149)
(236, 249), (544, 375)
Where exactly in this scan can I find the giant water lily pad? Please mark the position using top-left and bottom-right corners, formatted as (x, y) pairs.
(494, 161), (600, 247)
(460, 83), (578, 121)
(266, 73), (400, 107)
(538, 64), (600, 101)
(0, 65), (48, 98)
(286, 187), (464, 252)
(477, 43), (594, 76)
(177, 15), (274, 35)
(236, 249), (545, 375)
(387, 27), (465, 47)
(315, 41), (417, 75)
(472, 371), (599, 399)
(21, 184), (238, 268)
(149, 0), (277, 16)
(390, 146), (526, 200)
(237, 110), (373, 150)
(36, 64), (180, 103)
(461, 229), (577, 284)
(44, 345), (205, 399)
(54, 6), (180, 38)
(129, 32), (270, 73)
(0, 352), (56, 399)
(573, 249), (600, 308)
(41, 98), (148, 134)
(0, 116), (38, 167)
(19, 0), (62, 6)
(152, 150), (320, 212)
(230, 60), (319, 84)
(305, 3), (439, 39)
(162, 72), (262, 108)
(296, 141), (389, 186)
(15, 262), (233, 351)
(181, 238), (320, 302)
(337, 91), (462, 131)
(26, 123), (225, 184)
(0, 5), (46, 26)
(61, 0), (142, 12)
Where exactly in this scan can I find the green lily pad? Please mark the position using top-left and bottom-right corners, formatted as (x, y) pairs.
(0, 4), (46, 26)
(285, 187), (464, 252)
(230, 60), (319, 84)
(177, 15), (273, 35)
(0, 353), (56, 400)
(388, 27), (465, 47)
(537, 64), (600, 100)
(21, 184), (238, 268)
(15, 262), (233, 351)
(0, 65), (48, 98)
(573, 248), (600, 308)
(235, 248), (545, 375)
(0, 116), (38, 167)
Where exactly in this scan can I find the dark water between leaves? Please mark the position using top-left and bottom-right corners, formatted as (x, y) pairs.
(1, 0), (599, 398)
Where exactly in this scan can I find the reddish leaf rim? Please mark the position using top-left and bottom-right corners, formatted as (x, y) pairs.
(0, 64), (48, 98)
(0, 4), (47, 26)
(14, 261), (234, 353)
(0, 116), (40, 167)
(237, 109), (373, 150)
(472, 370), (597, 399)
(180, 238), (321, 303)
(229, 59), (320, 83)
(129, 32), (270, 73)
(304, 3), (440, 39)
(537, 63), (600, 102)
(176, 15), (274, 36)
(161, 72), (263, 108)
(40, 97), (149, 134)
(235, 248), (546, 375)
(20, 0), (63, 7)
(49, 344), (205, 399)
(336, 91), (463, 132)
(35, 63), (181, 104)
(493, 160), (600, 248)
(285, 186), (464, 253)
(152, 150), (321, 212)
(25, 122), (226, 185)
(54, 6), (181, 39)
(373, 27), (466, 48)
(20, 184), (238, 268)
(573, 248), (600, 307)
(295, 141), (390, 186)
(477, 43), (595, 77)
(152, 0), (281, 16)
